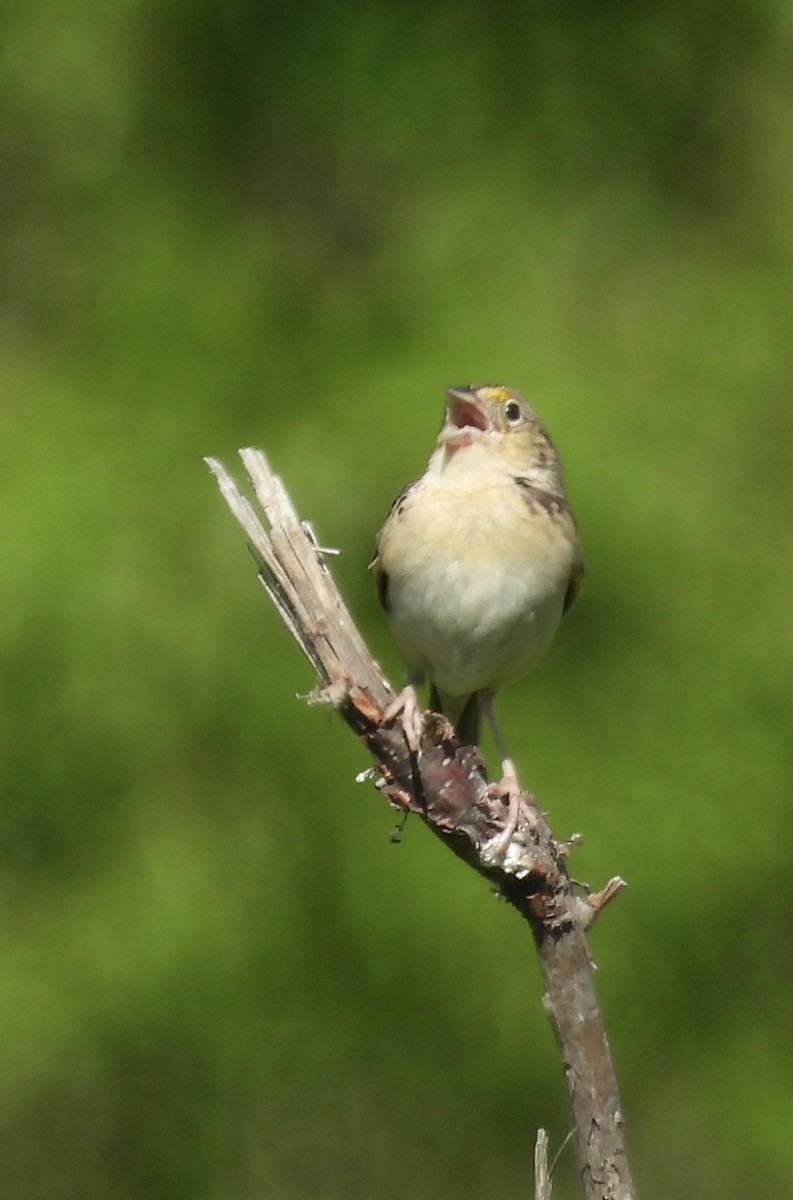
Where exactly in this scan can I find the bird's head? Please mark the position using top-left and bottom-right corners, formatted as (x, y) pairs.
(437, 385), (561, 484)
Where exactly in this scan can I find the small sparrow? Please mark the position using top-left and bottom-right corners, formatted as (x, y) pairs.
(371, 384), (583, 810)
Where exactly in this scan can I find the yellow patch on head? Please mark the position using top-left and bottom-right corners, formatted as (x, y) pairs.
(478, 385), (513, 404)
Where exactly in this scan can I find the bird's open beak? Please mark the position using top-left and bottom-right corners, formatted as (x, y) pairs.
(439, 387), (491, 449)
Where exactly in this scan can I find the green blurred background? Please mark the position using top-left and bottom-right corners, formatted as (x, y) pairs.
(2, 2), (791, 1196)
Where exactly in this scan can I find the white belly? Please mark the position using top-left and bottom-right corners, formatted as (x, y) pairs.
(388, 555), (564, 696)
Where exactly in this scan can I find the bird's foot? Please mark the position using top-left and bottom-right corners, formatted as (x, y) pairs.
(486, 759), (532, 859)
(382, 685), (424, 754)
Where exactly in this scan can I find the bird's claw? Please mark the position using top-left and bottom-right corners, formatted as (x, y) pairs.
(485, 763), (534, 859)
(382, 685), (424, 754)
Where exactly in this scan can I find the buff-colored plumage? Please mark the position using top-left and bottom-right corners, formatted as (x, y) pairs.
(372, 384), (583, 779)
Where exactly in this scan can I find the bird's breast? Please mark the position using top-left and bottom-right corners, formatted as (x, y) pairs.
(378, 471), (575, 696)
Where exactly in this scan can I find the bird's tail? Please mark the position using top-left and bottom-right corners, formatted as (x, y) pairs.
(429, 685), (480, 748)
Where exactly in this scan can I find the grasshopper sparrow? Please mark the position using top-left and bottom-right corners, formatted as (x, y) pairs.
(372, 384), (583, 815)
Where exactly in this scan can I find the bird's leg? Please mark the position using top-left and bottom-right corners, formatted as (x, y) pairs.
(382, 683), (424, 754)
(480, 691), (521, 783)
(480, 692), (524, 853)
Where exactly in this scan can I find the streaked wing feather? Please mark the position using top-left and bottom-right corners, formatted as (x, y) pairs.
(370, 478), (421, 613)
(512, 476), (584, 615)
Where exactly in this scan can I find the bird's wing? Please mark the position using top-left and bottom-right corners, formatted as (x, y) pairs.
(369, 478), (420, 613)
(370, 554), (390, 612)
(563, 548), (585, 614)
(512, 476), (584, 614)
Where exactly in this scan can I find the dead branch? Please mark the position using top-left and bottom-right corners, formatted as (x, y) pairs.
(205, 447), (636, 1200)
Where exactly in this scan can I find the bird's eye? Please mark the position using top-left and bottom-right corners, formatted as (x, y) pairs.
(503, 400), (523, 424)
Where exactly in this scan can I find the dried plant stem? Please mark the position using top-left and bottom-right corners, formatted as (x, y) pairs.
(206, 449), (635, 1200)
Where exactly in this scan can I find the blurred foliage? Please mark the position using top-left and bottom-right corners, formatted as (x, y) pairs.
(1, 1), (791, 1197)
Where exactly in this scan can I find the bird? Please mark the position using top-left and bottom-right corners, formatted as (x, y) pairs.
(371, 383), (583, 815)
